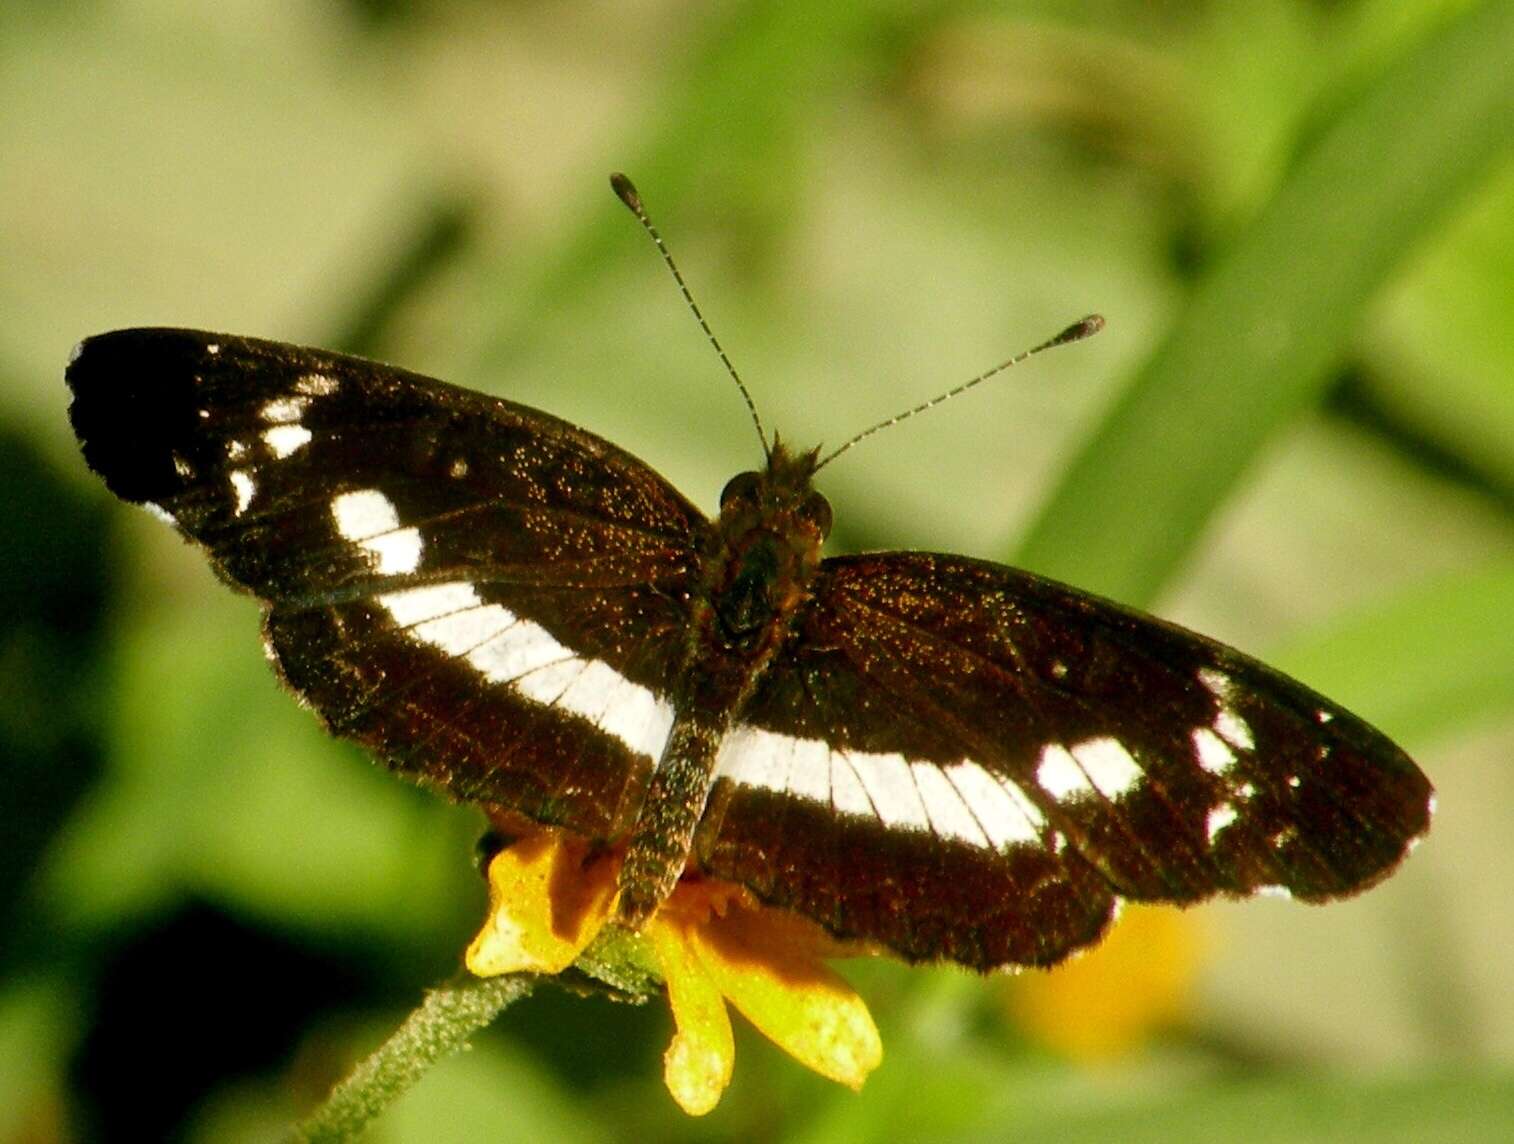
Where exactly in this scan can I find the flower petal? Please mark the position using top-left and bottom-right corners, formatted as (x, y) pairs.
(648, 919), (734, 1117)
(465, 832), (617, 976)
(690, 902), (882, 1090)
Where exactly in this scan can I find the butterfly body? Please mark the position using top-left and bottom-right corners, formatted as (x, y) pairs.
(621, 443), (830, 924)
(67, 328), (1432, 971)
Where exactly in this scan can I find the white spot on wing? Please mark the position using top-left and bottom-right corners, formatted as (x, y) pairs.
(414, 601), (512, 658)
(227, 439), (249, 461)
(468, 617), (567, 682)
(515, 657), (589, 704)
(1192, 727), (1237, 774)
(716, 725), (794, 793)
(610, 694), (676, 761)
(1255, 884), (1293, 900)
(172, 454), (193, 479)
(295, 372), (339, 396)
(332, 489), (399, 540)
(229, 470), (255, 515)
(1199, 666), (1255, 750)
(830, 752), (873, 816)
(911, 762), (989, 847)
(330, 490), (423, 573)
(1214, 708), (1255, 751)
(365, 528), (423, 574)
(205, 343), (221, 355)
(143, 502), (176, 527)
(449, 458), (469, 479)
(566, 661), (674, 758)
(781, 739), (830, 804)
(380, 582), (480, 626)
(849, 750), (930, 830)
(378, 581), (672, 757)
(1070, 736), (1143, 799)
(260, 396), (307, 424)
(1036, 744), (1092, 800)
(263, 424), (312, 458)
(554, 659), (621, 723)
(714, 731), (831, 805)
(1197, 667), (1233, 698)
(1205, 802), (1238, 843)
(999, 776), (1047, 829)
(943, 761), (1041, 847)
(716, 737), (1038, 846)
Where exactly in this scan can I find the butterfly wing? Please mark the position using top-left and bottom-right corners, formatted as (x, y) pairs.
(68, 328), (704, 838)
(695, 551), (1433, 969)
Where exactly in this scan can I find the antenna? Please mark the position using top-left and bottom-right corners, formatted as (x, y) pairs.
(814, 314), (1105, 471)
(610, 173), (768, 456)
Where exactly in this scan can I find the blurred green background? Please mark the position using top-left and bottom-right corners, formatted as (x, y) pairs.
(5, 1), (1514, 1140)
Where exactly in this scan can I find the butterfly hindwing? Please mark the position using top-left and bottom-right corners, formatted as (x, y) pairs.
(67, 328), (704, 837)
(695, 552), (1431, 968)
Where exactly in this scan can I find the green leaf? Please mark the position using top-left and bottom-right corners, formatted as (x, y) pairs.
(1015, 1), (1514, 607)
(1368, 165), (1514, 494)
(1267, 561), (1514, 745)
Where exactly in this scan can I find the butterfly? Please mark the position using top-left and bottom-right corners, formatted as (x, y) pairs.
(65, 182), (1431, 973)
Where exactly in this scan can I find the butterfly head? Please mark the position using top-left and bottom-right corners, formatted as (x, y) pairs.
(718, 438), (832, 551)
(703, 438), (832, 645)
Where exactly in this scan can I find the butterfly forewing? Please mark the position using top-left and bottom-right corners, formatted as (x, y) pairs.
(67, 328), (703, 837)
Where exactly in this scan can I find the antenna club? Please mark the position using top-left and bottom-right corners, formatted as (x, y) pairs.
(1048, 314), (1105, 348)
(610, 172), (643, 214)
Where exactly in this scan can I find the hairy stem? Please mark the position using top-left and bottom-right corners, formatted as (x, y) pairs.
(290, 972), (533, 1142)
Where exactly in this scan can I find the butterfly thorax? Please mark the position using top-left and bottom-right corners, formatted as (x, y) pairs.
(616, 441), (831, 926)
(701, 442), (830, 647)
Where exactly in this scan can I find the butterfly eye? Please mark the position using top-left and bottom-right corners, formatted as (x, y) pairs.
(720, 471), (762, 509)
(800, 491), (832, 537)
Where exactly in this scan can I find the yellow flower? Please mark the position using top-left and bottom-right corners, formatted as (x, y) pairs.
(1002, 902), (1205, 1061)
(464, 830), (620, 976)
(465, 828), (882, 1116)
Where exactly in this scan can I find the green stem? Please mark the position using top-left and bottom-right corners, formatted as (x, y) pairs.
(290, 972), (534, 1143)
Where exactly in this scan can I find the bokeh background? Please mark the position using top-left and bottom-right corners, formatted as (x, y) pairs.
(5, 1), (1514, 1140)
